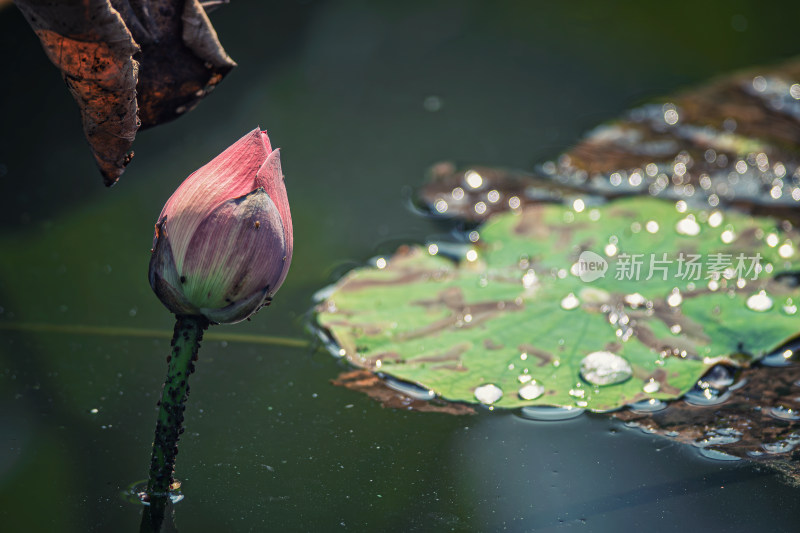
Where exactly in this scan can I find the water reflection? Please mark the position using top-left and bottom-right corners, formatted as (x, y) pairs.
(139, 497), (178, 533)
(452, 414), (781, 530)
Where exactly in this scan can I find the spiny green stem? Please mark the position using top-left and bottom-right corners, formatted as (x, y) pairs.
(147, 315), (209, 496)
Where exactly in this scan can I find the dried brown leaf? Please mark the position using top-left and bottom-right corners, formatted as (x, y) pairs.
(120, 0), (236, 129)
(16, 0), (236, 185)
(16, 0), (140, 185)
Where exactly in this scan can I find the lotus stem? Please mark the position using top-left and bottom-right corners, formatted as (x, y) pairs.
(146, 314), (209, 496)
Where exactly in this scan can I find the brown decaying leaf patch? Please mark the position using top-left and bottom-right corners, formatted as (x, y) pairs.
(614, 359), (800, 486)
(418, 58), (800, 225)
(331, 370), (476, 415)
(420, 164), (573, 223)
(16, 0), (235, 185)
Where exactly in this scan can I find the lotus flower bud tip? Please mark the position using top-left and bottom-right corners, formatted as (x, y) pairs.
(149, 128), (293, 324)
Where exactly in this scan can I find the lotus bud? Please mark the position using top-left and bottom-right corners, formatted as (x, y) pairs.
(149, 128), (293, 324)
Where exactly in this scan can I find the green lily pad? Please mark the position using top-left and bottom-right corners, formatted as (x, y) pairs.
(316, 197), (800, 411)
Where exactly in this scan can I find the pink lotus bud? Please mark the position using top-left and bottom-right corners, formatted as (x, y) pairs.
(149, 128), (293, 324)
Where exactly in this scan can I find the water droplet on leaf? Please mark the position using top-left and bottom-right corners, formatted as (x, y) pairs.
(383, 375), (436, 401)
(676, 216), (700, 236)
(683, 387), (731, 406)
(580, 351), (633, 386)
(560, 293), (580, 310)
(769, 406), (800, 421)
(746, 290), (773, 312)
(666, 288), (683, 307)
(698, 448), (741, 462)
(629, 398), (667, 413)
(518, 381), (545, 400)
(642, 379), (660, 393)
(474, 384), (503, 404)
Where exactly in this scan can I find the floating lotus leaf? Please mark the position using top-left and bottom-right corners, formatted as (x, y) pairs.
(419, 59), (800, 224)
(316, 197), (800, 411)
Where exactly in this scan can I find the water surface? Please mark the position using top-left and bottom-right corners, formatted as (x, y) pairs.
(1, 1), (800, 531)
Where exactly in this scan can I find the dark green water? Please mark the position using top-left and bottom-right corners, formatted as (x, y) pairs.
(2, 1), (800, 531)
